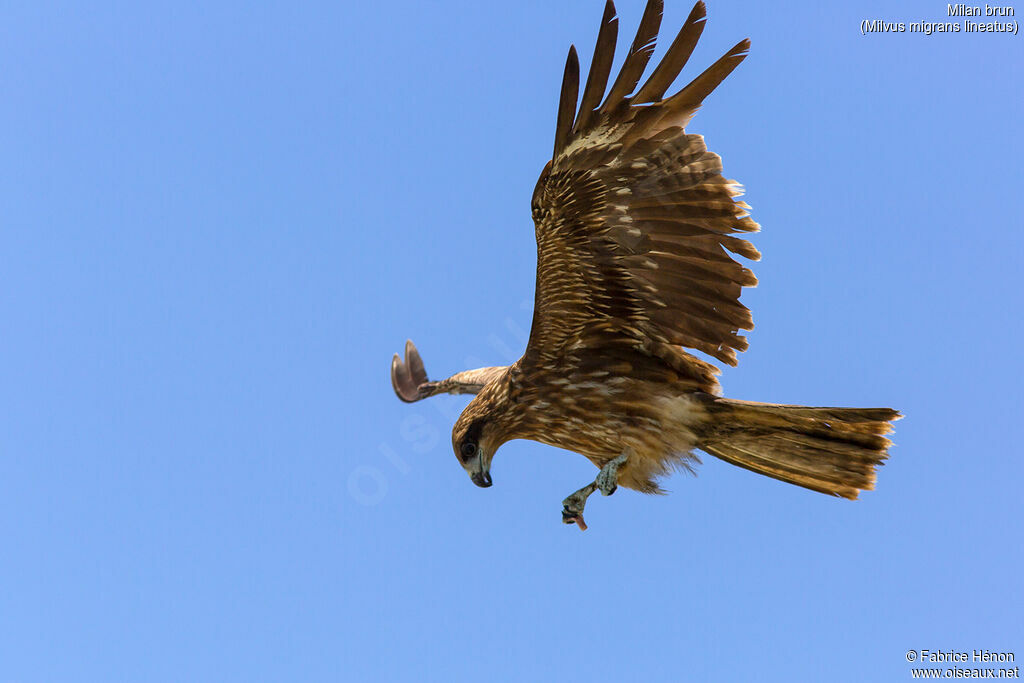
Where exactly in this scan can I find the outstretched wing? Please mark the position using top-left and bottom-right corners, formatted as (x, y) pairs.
(391, 340), (507, 403)
(525, 0), (759, 393)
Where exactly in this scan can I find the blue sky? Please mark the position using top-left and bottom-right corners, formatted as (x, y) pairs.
(1, 1), (1021, 681)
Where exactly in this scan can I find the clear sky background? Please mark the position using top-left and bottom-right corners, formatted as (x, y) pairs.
(2, 1), (1021, 681)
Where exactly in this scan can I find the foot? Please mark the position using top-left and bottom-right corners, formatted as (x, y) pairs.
(596, 453), (628, 496)
(560, 452), (630, 530)
(561, 482), (596, 530)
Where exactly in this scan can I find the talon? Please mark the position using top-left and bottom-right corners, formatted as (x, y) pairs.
(562, 511), (588, 531)
(560, 481), (596, 530)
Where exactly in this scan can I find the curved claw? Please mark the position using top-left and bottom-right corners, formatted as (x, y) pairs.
(391, 340), (434, 402)
(562, 509), (588, 531)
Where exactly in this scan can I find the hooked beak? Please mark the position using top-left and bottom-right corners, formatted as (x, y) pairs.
(470, 469), (492, 488)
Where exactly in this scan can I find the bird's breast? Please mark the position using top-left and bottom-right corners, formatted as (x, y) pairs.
(512, 376), (696, 460)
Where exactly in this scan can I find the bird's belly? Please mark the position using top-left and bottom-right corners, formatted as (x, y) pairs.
(521, 382), (707, 465)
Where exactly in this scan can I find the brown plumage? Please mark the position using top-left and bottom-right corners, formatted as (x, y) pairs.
(391, 0), (899, 528)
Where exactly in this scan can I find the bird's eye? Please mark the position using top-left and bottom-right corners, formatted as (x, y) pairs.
(460, 442), (478, 459)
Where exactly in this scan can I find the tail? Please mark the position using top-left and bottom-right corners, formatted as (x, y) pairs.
(700, 398), (901, 499)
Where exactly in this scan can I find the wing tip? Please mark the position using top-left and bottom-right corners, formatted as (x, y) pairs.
(392, 340), (429, 402)
(732, 38), (752, 59)
(687, 1), (708, 27)
(553, 45), (581, 158)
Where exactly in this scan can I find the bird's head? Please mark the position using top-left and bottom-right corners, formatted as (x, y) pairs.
(451, 394), (504, 488)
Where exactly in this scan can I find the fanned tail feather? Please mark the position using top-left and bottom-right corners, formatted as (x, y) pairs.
(702, 398), (901, 499)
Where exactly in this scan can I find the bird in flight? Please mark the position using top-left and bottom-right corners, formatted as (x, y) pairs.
(391, 0), (899, 530)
